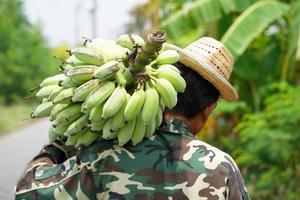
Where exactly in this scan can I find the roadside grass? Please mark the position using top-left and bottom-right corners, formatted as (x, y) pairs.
(0, 103), (36, 135)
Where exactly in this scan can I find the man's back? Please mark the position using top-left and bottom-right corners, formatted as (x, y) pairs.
(15, 119), (249, 200)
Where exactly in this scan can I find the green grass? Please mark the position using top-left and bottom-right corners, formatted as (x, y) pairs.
(0, 103), (36, 134)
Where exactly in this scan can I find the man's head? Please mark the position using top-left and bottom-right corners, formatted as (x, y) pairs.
(164, 37), (238, 134)
(165, 62), (220, 134)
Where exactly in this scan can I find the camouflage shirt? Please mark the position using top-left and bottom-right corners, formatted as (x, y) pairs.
(15, 119), (250, 200)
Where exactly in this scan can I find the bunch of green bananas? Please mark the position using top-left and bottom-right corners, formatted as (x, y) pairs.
(31, 32), (186, 148)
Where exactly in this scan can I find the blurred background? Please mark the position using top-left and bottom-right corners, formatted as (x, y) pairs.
(0, 0), (299, 199)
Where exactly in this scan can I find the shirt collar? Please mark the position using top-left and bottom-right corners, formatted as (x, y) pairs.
(158, 118), (195, 137)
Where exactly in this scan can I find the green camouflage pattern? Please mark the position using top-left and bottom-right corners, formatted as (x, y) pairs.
(15, 119), (250, 200)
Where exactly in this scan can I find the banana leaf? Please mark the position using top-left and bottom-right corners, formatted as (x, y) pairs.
(218, 0), (237, 14)
(161, 9), (197, 39)
(161, 0), (222, 40)
(232, 0), (256, 12)
(192, 0), (222, 22)
(296, 31), (300, 60)
(288, 1), (300, 60)
(221, 1), (289, 59)
(176, 28), (205, 47)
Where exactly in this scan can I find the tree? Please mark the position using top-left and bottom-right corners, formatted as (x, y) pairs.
(0, 0), (57, 104)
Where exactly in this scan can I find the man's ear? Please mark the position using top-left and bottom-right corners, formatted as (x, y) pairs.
(203, 102), (217, 119)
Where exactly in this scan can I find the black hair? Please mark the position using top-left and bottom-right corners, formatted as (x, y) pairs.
(169, 62), (220, 119)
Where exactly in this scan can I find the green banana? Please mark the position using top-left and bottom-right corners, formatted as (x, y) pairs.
(131, 113), (146, 145)
(93, 60), (120, 80)
(89, 119), (106, 131)
(50, 103), (70, 121)
(66, 65), (98, 82)
(71, 47), (106, 65)
(59, 77), (84, 89)
(65, 55), (85, 66)
(48, 86), (64, 101)
(52, 87), (75, 104)
(114, 67), (127, 86)
(36, 85), (59, 99)
(155, 78), (177, 109)
(157, 67), (186, 93)
(60, 64), (73, 74)
(87, 39), (129, 61)
(122, 68), (134, 85)
(31, 100), (54, 118)
(48, 126), (59, 143)
(102, 86), (127, 119)
(60, 55), (85, 73)
(30, 34), (185, 149)
(117, 118), (136, 146)
(81, 81), (115, 113)
(39, 74), (66, 88)
(64, 114), (89, 136)
(145, 115), (156, 138)
(153, 50), (179, 65)
(157, 64), (180, 74)
(85, 38), (107, 50)
(116, 34), (145, 50)
(65, 128), (86, 147)
(111, 94), (129, 130)
(124, 88), (145, 121)
(42, 98), (48, 103)
(75, 129), (99, 148)
(159, 97), (165, 110)
(155, 105), (163, 128)
(72, 79), (100, 102)
(141, 85), (159, 125)
(50, 125), (69, 137)
(52, 104), (82, 127)
(102, 118), (117, 139)
(88, 102), (105, 124)
(48, 125), (68, 142)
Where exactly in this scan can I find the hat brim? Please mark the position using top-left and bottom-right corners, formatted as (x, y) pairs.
(164, 43), (238, 101)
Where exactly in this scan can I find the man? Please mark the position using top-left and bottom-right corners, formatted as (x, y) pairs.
(15, 37), (250, 200)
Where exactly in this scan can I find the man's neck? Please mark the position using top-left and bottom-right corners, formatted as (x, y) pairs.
(164, 112), (205, 135)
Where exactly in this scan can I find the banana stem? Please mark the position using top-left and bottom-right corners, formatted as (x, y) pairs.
(30, 86), (40, 93)
(137, 82), (142, 90)
(150, 76), (158, 82)
(130, 31), (167, 73)
(145, 81), (151, 90)
(149, 79), (156, 88)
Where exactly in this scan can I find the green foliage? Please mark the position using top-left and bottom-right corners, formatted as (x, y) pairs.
(161, 0), (223, 46)
(213, 100), (249, 115)
(0, 102), (35, 134)
(205, 84), (300, 199)
(286, 1), (300, 59)
(234, 83), (300, 199)
(0, 0), (56, 104)
(221, 1), (289, 59)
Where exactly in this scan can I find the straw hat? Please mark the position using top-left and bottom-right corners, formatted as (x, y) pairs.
(164, 37), (238, 101)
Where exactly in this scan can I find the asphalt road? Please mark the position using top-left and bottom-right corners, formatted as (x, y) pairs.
(0, 119), (50, 200)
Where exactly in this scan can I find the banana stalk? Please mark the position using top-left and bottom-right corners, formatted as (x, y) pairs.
(130, 31), (167, 73)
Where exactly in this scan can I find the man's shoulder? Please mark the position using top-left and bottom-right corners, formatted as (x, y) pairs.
(87, 132), (237, 169)
(183, 138), (234, 163)
(158, 132), (237, 170)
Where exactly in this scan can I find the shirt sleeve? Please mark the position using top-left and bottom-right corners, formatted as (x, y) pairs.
(15, 144), (97, 200)
(224, 154), (250, 200)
